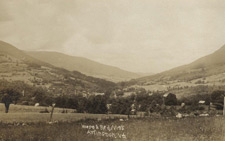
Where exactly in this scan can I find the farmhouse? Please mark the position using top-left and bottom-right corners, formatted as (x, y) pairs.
(199, 100), (205, 104)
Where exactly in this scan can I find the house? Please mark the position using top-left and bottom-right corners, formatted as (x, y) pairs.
(94, 92), (105, 96)
(136, 111), (146, 117)
(130, 104), (136, 115)
(163, 93), (169, 97)
(106, 104), (112, 114)
(199, 100), (205, 104)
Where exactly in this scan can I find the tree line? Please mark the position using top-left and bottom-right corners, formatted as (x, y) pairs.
(1, 80), (225, 114)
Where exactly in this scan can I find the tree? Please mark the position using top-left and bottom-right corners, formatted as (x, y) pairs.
(1, 93), (12, 113)
(165, 93), (177, 106)
(211, 90), (224, 102)
(110, 97), (133, 115)
(33, 89), (46, 103)
(211, 90), (225, 109)
(87, 95), (107, 114)
(0, 87), (22, 113)
(43, 96), (54, 106)
(136, 93), (150, 111)
(66, 98), (78, 109)
(5, 88), (21, 105)
(76, 96), (88, 113)
(55, 96), (67, 108)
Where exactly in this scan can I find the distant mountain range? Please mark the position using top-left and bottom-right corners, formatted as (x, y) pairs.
(137, 44), (225, 83)
(0, 40), (116, 95)
(27, 51), (141, 82)
(2, 40), (225, 98)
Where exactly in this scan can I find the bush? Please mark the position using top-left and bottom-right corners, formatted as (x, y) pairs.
(165, 93), (177, 106)
(110, 97), (132, 115)
(211, 90), (225, 109)
(86, 95), (107, 114)
(21, 101), (29, 105)
(40, 108), (49, 113)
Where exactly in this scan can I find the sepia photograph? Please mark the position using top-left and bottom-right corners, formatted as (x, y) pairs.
(0, 0), (225, 140)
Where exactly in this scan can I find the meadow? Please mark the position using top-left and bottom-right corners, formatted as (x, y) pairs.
(0, 103), (127, 123)
(0, 116), (225, 141)
(0, 103), (225, 141)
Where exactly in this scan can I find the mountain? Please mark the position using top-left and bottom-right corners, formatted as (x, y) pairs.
(0, 41), (47, 65)
(120, 44), (225, 99)
(136, 72), (155, 77)
(26, 51), (141, 82)
(0, 40), (116, 96)
(137, 44), (225, 83)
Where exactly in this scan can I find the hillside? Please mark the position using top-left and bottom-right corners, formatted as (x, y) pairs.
(26, 51), (141, 82)
(0, 40), (116, 96)
(121, 44), (225, 98)
(137, 44), (225, 83)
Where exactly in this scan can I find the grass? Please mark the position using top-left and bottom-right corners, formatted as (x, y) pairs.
(123, 117), (225, 141)
(0, 103), (127, 123)
(0, 104), (225, 140)
(0, 116), (225, 141)
(0, 113), (128, 123)
(0, 103), (75, 113)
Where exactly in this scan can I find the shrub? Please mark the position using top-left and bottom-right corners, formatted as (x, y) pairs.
(165, 93), (177, 106)
(210, 90), (225, 109)
(21, 101), (29, 105)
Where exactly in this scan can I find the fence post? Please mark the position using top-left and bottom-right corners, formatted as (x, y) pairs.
(50, 103), (56, 122)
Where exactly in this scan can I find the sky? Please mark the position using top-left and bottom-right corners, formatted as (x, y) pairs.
(0, 0), (225, 73)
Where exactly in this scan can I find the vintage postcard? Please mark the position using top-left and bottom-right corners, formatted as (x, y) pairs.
(0, 0), (225, 140)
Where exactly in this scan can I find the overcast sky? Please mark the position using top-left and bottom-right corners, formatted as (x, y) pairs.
(0, 0), (225, 73)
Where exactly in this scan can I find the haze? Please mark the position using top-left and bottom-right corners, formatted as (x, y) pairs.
(0, 0), (225, 73)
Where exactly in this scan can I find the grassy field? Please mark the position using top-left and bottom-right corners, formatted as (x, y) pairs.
(0, 103), (225, 140)
(0, 103), (127, 123)
(0, 116), (225, 141)
(0, 103), (75, 113)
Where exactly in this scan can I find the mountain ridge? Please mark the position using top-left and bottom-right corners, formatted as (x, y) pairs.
(136, 44), (225, 83)
(27, 51), (141, 82)
(0, 40), (116, 95)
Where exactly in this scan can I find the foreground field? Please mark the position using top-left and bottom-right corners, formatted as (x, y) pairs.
(0, 103), (75, 113)
(0, 113), (128, 123)
(0, 116), (225, 141)
(0, 103), (225, 141)
(0, 103), (127, 123)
